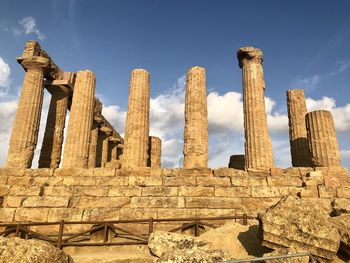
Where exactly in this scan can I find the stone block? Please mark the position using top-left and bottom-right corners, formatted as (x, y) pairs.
(248, 168), (270, 177)
(162, 169), (181, 177)
(251, 186), (282, 198)
(0, 186), (10, 196)
(141, 187), (178, 197)
(158, 209), (197, 218)
(9, 186), (41, 196)
(22, 196), (69, 208)
(43, 186), (73, 196)
(3, 196), (24, 207)
(179, 168), (212, 177)
(197, 177), (230, 187)
(0, 208), (15, 222)
(129, 176), (162, 186)
(24, 169), (54, 177)
(324, 176), (341, 188)
(32, 176), (64, 186)
(7, 176), (32, 185)
(298, 185), (319, 198)
(0, 176), (7, 185)
(82, 208), (120, 221)
(93, 168), (116, 176)
(242, 198), (281, 214)
(119, 208), (158, 220)
(230, 176), (250, 186)
(129, 197), (185, 208)
(0, 168), (25, 177)
(48, 208), (83, 221)
(195, 208), (237, 217)
(267, 176), (303, 187)
(150, 168), (163, 177)
(117, 167), (151, 177)
(270, 167), (283, 176)
(73, 186), (109, 196)
(70, 197), (130, 208)
(302, 176), (324, 186)
(318, 185), (337, 198)
(337, 188), (350, 198)
(63, 177), (96, 186)
(15, 208), (49, 221)
(97, 177), (128, 186)
(108, 187), (142, 197)
(214, 187), (251, 197)
(284, 167), (313, 177)
(185, 197), (242, 209)
(315, 166), (348, 176)
(213, 168), (248, 177)
(306, 170), (323, 177)
(163, 176), (196, 186)
(178, 186), (214, 197)
(55, 168), (93, 177)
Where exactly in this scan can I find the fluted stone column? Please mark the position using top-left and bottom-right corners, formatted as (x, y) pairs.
(6, 57), (49, 168)
(38, 90), (68, 168)
(122, 69), (150, 168)
(287, 89), (312, 167)
(110, 142), (117, 161)
(62, 70), (96, 168)
(101, 135), (110, 168)
(88, 123), (99, 168)
(183, 66), (208, 168)
(306, 110), (341, 167)
(237, 47), (274, 170)
(148, 136), (162, 168)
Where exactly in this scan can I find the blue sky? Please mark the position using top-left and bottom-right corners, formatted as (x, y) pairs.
(0, 0), (349, 169)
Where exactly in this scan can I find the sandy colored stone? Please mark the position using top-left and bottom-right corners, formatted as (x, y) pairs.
(306, 110), (341, 167)
(130, 197), (185, 208)
(62, 70), (96, 168)
(15, 208), (49, 221)
(228, 155), (245, 170)
(163, 176), (196, 186)
(129, 176), (162, 186)
(179, 186), (214, 197)
(141, 186), (178, 197)
(122, 69), (150, 168)
(196, 176), (231, 186)
(0, 237), (73, 263)
(70, 197), (130, 208)
(237, 46), (274, 170)
(215, 186), (251, 197)
(87, 123), (99, 168)
(82, 208), (120, 221)
(0, 208), (15, 222)
(331, 214), (350, 253)
(22, 196), (69, 207)
(101, 133), (110, 168)
(148, 136), (162, 168)
(183, 66), (208, 168)
(38, 90), (68, 169)
(261, 196), (340, 261)
(287, 89), (312, 167)
(185, 197), (242, 209)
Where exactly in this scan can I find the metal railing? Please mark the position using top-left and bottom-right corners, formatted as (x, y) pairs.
(0, 214), (255, 249)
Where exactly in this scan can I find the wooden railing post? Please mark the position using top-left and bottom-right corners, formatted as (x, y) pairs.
(243, 213), (248, 225)
(103, 223), (108, 243)
(195, 220), (199, 237)
(148, 217), (153, 236)
(15, 225), (20, 237)
(57, 220), (64, 249)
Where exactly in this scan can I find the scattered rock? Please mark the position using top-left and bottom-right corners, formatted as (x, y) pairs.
(0, 236), (73, 263)
(331, 214), (350, 257)
(261, 196), (340, 261)
(159, 248), (227, 263)
(264, 246), (310, 263)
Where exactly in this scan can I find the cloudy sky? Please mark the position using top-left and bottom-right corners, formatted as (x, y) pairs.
(0, 0), (349, 169)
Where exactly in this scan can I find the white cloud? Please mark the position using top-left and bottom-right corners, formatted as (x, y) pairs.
(12, 16), (45, 40)
(294, 75), (321, 91)
(341, 150), (350, 158)
(0, 57), (11, 96)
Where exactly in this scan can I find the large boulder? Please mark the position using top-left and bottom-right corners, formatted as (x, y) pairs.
(0, 237), (73, 263)
(261, 196), (340, 261)
(331, 214), (350, 256)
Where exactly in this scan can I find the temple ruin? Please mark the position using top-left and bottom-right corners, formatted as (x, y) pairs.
(0, 41), (349, 238)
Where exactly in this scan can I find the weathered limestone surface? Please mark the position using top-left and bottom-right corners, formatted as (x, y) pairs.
(261, 196), (340, 261)
(38, 90), (68, 169)
(88, 123), (99, 168)
(6, 58), (48, 168)
(183, 66), (208, 168)
(101, 133), (110, 168)
(287, 89), (312, 167)
(237, 47), (274, 170)
(122, 69), (150, 168)
(228, 155), (245, 170)
(0, 237), (73, 263)
(148, 136), (162, 168)
(331, 214), (350, 255)
(306, 110), (341, 167)
(62, 70), (96, 168)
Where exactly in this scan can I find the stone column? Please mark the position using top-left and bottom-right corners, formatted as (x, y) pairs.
(305, 110), (341, 167)
(101, 135), (110, 168)
(183, 66), (208, 168)
(286, 89), (312, 167)
(237, 47), (274, 170)
(148, 136), (162, 168)
(88, 123), (99, 168)
(6, 57), (49, 168)
(110, 142), (118, 161)
(38, 90), (68, 168)
(62, 70), (96, 168)
(122, 69), (150, 168)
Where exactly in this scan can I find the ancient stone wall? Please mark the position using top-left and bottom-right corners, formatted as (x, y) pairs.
(0, 167), (349, 228)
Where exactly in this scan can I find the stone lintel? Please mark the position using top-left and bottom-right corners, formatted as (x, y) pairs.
(237, 46), (263, 68)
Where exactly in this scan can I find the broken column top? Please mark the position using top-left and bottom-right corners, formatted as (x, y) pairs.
(189, 66), (205, 71)
(132, 68), (149, 75)
(237, 46), (263, 68)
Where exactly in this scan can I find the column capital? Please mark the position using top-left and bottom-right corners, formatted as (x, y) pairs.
(237, 46), (263, 68)
(18, 56), (50, 71)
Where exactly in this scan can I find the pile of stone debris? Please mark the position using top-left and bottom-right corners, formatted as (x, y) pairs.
(0, 196), (349, 263)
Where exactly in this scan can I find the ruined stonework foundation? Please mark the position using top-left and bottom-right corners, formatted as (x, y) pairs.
(183, 66), (208, 168)
(287, 89), (312, 167)
(306, 110), (341, 167)
(237, 47), (274, 170)
(122, 69), (150, 168)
